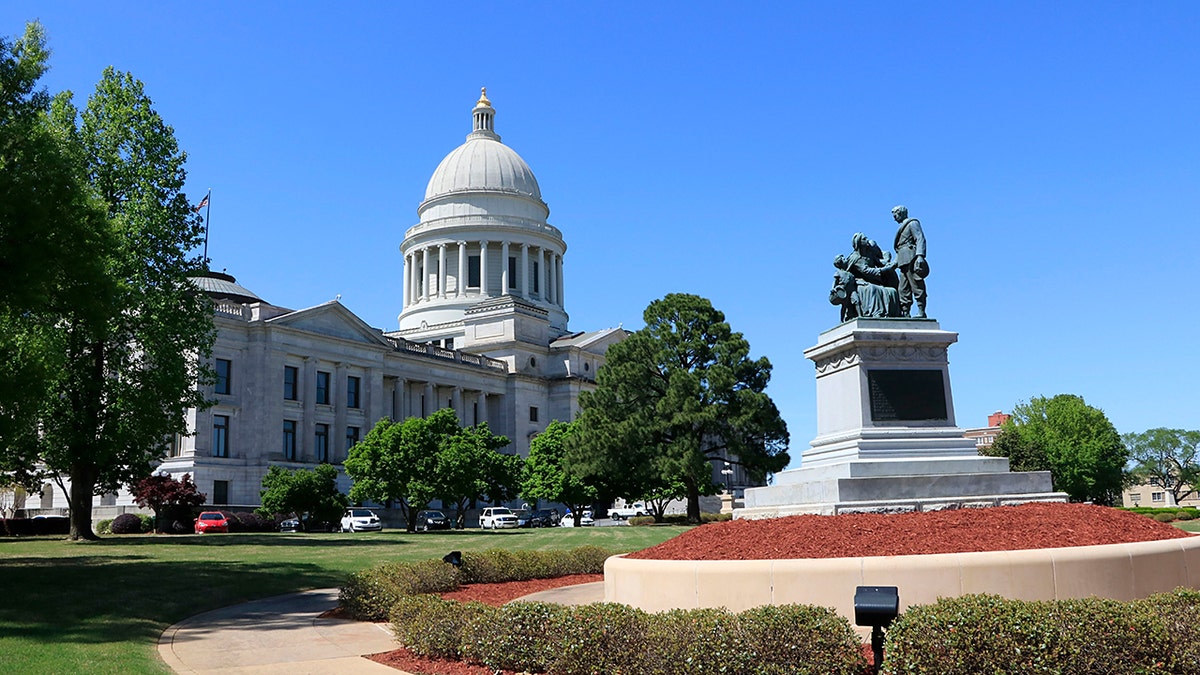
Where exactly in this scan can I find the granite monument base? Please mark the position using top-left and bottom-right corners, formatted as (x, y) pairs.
(738, 318), (1066, 518)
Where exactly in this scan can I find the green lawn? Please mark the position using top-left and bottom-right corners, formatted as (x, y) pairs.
(1175, 520), (1200, 533)
(0, 526), (685, 674)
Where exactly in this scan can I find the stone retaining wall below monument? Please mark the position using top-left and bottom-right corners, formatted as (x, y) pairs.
(604, 535), (1200, 636)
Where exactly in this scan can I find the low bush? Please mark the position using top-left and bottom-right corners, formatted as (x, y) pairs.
(227, 511), (271, 532)
(628, 515), (657, 526)
(1154, 512), (1177, 522)
(655, 512), (733, 525)
(110, 513), (145, 534)
(549, 602), (652, 675)
(1123, 506), (1200, 520)
(1176, 510), (1195, 521)
(882, 591), (1200, 674)
(341, 558), (461, 621)
(461, 601), (567, 672)
(137, 514), (154, 532)
(457, 546), (610, 584)
(96, 519), (113, 534)
(390, 594), (493, 660)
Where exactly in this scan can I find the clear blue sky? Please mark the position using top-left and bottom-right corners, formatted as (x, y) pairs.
(7, 3), (1198, 469)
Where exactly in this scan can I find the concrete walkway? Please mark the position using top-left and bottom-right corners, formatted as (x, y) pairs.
(158, 583), (606, 674)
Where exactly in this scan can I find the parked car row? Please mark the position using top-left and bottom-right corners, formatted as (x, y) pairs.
(195, 505), (599, 534)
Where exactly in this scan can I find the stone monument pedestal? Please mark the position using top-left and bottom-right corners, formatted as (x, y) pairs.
(739, 319), (1065, 517)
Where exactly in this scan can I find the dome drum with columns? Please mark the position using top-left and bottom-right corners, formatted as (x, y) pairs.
(398, 89), (569, 342)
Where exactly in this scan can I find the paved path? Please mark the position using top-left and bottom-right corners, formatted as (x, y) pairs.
(158, 583), (606, 674)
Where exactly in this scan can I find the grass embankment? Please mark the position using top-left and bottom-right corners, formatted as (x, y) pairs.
(0, 526), (682, 674)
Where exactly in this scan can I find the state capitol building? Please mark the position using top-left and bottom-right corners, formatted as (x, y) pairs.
(34, 90), (627, 515)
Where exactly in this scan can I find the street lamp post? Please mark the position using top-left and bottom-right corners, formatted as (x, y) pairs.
(721, 461), (733, 494)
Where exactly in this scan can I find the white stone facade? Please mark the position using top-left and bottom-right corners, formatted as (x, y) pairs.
(33, 90), (626, 516)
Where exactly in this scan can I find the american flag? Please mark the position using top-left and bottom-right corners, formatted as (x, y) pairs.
(193, 193), (210, 212)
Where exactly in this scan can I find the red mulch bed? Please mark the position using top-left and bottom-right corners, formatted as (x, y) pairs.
(628, 502), (1192, 560)
(366, 503), (1194, 673)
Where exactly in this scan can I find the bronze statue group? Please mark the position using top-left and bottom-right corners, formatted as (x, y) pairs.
(830, 205), (928, 321)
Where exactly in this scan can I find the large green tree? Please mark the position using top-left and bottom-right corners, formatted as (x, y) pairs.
(0, 23), (108, 489)
(569, 293), (789, 523)
(433, 415), (519, 528)
(344, 414), (448, 532)
(258, 464), (348, 531)
(982, 394), (1128, 505)
(345, 409), (519, 530)
(13, 64), (214, 539)
(521, 420), (597, 527)
(1124, 428), (1200, 505)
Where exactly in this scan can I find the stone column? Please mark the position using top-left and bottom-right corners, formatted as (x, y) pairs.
(479, 240), (490, 296)
(302, 357), (316, 462)
(437, 244), (447, 299)
(457, 241), (467, 298)
(333, 362), (347, 463)
(500, 241), (510, 293)
(421, 247), (431, 302)
(423, 382), (434, 417)
(556, 254), (564, 307)
(521, 244), (530, 297)
(479, 392), (488, 426)
(401, 254), (410, 309)
(549, 251), (558, 305)
(452, 387), (462, 421)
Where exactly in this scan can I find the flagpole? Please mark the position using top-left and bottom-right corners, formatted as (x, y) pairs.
(201, 188), (212, 266)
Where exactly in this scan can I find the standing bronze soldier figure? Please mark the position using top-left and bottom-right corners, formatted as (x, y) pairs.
(891, 205), (928, 318)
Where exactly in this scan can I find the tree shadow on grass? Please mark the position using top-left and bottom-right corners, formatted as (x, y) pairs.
(0, 555), (344, 647)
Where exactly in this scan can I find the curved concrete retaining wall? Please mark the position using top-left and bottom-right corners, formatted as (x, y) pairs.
(604, 535), (1200, 630)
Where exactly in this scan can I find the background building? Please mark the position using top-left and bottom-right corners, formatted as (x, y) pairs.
(33, 91), (626, 519)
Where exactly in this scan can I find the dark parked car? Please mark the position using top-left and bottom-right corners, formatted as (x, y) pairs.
(414, 510), (451, 532)
(530, 509), (558, 527)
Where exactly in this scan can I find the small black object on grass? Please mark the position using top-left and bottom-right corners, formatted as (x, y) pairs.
(442, 550), (462, 567)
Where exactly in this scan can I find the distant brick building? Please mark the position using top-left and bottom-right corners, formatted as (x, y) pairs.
(963, 411), (1011, 451)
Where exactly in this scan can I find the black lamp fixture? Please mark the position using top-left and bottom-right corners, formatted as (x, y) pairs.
(442, 550), (462, 567)
(854, 586), (899, 670)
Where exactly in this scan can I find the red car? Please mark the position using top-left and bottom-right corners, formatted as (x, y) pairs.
(194, 511), (230, 534)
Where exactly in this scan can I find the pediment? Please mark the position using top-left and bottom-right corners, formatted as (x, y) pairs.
(266, 301), (391, 346)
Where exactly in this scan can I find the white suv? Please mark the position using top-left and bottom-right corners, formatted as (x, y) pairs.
(479, 507), (519, 530)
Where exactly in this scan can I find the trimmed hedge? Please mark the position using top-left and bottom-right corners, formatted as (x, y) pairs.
(353, 545), (865, 675)
(390, 595), (864, 675)
(882, 590), (1200, 674)
(635, 512), (733, 526)
(1122, 506), (1200, 522)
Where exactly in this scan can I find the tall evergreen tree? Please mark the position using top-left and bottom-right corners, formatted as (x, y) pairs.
(569, 293), (789, 522)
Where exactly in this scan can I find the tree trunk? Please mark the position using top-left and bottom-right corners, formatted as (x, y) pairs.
(68, 465), (99, 540)
(685, 479), (702, 524)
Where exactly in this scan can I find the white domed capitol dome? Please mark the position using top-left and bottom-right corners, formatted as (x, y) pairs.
(398, 89), (569, 342)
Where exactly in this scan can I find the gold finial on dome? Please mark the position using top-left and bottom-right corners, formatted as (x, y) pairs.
(476, 87), (491, 108)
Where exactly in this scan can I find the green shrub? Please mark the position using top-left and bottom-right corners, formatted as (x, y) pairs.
(110, 513), (144, 534)
(461, 601), (568, 672)
(389, 594), (494, 660)
(628, 515), (657, 526)
(1176, 510), (1195, 521)
(1134, 588), (1200, 673)
(738, 604), (868, 675)
(96, 519), (113, 534)
(1154, 512), (1177, 522)
(340, 558), (460, 621)
(882, 592), (1197, 674)
(137, 514), (154, 532)
(458, 546), (612, 584)
(549, 602), (652, 675)
(644, 607), (750, 674)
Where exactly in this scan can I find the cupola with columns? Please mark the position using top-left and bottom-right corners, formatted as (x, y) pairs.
(397, 88), (569, 346)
